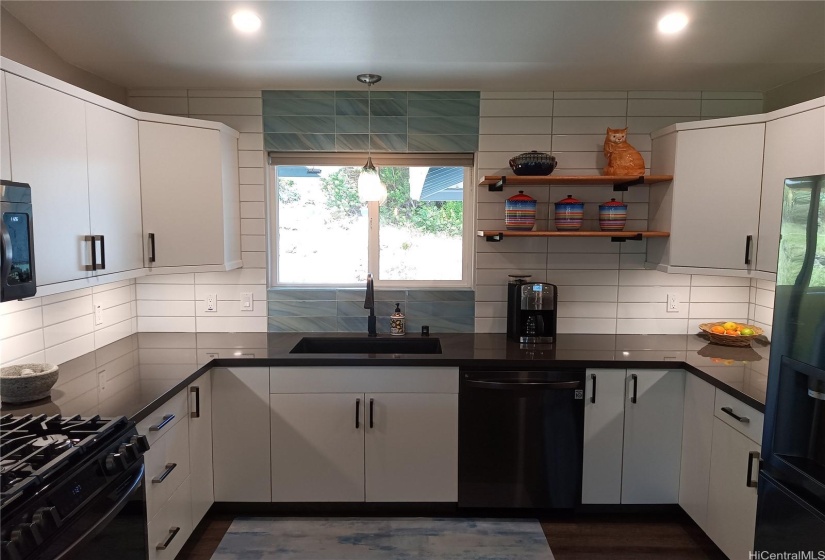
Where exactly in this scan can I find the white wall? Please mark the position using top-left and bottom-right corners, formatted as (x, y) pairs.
(0, 279), (137, 367)
(475, 90), (770, 334)
(128, 89), (268, 333)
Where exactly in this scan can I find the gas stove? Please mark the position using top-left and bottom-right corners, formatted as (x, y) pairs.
(0, 414), (149, 560)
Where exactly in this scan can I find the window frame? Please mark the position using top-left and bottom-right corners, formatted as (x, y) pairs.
(267, 152), (476, 289)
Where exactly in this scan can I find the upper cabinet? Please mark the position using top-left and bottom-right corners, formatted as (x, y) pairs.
(6, 73), (93, 286)
(1, 72), (10, 181)
(139, 121), (241, 271)
(757, 106), (825, 273)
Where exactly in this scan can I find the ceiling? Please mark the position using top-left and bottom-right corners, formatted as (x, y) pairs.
(3, 1), (824, 92)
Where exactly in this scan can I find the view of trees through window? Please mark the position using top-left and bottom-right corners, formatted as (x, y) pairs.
(276, 165), (465, 284)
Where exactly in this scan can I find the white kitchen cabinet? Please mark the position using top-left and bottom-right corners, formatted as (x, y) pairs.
(144, 412), (190, 520)
(85, 103), (144, 275)
(139, 121), (241, 271)
(269, 367), (459, 503)
(270, 393), (366, 502)
(621, 369), (685, 504)
(649, 123), (766, 272)
(757, 105), (825, 273)
(678, 374), (716, 530)
(706, 417), (761, 560)
(5, 73), (92, 285)
(211, 367), (271, 502)
(1, 72), (10, 180)
(582, 369), (626, 504)
(365, 392), (458, 502)
(147, 475), (192, 560)
(188, 373), (213, 526)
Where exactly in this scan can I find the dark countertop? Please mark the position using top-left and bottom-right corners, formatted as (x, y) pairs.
(0, 332), (770, 422)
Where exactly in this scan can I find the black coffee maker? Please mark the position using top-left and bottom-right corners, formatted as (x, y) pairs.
(506, 275), (558, 343)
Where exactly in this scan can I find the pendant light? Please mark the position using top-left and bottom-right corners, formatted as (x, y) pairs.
(356, 73), (387, 204)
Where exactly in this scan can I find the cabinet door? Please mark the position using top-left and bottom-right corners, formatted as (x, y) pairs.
(139, 121), (223, 267)
(670, 124), (765, 270)
(6, 73), (91, 285)
(707, 418), (761, 560)
(582, 369), (626, 504)
(365, 392), (458, 502)
(757, 106), (825, 273)
(270, 393), (365, 502)
(188, 373), (213, 526)
(211, 368), (270, 502)
(85, 103), (143, 275)
(1, 72), (10, 180)
(621, 369), (685, 504)
(679, 374), (716, 530)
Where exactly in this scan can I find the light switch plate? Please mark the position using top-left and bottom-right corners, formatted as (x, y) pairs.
(94, 304), (103, 325)
(206, 294), (217, 312)
(240, 292), (253, 311)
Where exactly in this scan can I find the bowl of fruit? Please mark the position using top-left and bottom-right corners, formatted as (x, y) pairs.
(698, 321), (764, 347)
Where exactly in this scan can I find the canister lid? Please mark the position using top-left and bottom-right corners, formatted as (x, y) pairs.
(556, 194), (581, 204)
(600, 198), (627, 207)
(507, 190), (535, 202)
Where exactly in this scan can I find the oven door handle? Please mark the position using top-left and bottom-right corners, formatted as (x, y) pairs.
(1, 220), (12, 283)
(53, 464), (145, 560)
(464, 379), (581, 390)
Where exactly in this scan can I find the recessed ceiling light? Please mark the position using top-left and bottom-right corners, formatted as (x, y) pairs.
(232, 10), (261, 34)
(658, 12), (689, 34)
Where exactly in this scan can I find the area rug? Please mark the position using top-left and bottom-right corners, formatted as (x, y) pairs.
(211, 517), (555, 559)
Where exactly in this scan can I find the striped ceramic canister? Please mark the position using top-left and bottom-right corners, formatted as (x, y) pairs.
(599, 198), (628, 231)
(554, 194), (584, 231)
(505, 190), (537, 231)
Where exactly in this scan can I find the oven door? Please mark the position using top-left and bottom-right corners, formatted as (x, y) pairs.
(1, 200), (37, 302)
(39, 461), (148, 560)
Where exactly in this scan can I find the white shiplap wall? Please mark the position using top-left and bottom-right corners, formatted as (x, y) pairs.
(0, 279), (137, 367)
(475, 90), (771, 334)
(127, 89), (268, 333)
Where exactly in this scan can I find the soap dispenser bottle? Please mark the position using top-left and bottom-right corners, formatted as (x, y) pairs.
(390, 303), (406, 336)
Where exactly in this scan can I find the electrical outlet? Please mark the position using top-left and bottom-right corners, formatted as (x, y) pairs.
(667, 293), (680, 313)
(94, 304), (103, 325)
(206, 294), (217, 312)
(240, 292), (253, 311)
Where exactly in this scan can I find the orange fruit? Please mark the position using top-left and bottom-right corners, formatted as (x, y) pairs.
(710, 325), (726, 334)
(725, 330), (740, 336)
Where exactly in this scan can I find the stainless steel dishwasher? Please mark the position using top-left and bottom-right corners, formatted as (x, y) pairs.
(458, 368), (585, 509)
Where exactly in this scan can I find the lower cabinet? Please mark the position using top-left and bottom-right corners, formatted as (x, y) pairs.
(678, 374), (716, 531)
(582, 369), (685, 505)
(188, 374), (213, 526)
(269, 367), (459, 503)
(147, 476), (193, 560)
(211, 367), (271, 501)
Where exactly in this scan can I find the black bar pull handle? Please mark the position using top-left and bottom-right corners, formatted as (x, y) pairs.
(152, 463), (177, 484)
(745, 235), (753, 265)
(369, 398), (375, 429)
(590, 373), (597, 404)
(746, 451), (760, 488)
(630, 374), (638, 403)
(157, 527), (180, 550)
(721, 406), (750, 424)
(190, 386), (200, 418)
(355, 398), (361, 429)
(149, 414), (174, 432)
(98, 235), (105, 270)
(85, 235), (97, 271)
(148, 233), (156, 263)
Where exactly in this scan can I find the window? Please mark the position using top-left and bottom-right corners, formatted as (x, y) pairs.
(269, 153), (474, 287)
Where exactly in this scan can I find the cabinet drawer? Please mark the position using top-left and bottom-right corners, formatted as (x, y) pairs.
(136, 391), (188, 448)
(145, 416), (191, 520)
(270, 367), (458, 394)
(714, 390), (764, 445)
(147, 475), (193, 560)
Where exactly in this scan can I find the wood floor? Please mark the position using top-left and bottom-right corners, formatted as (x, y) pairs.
(177, 511), (726, 560)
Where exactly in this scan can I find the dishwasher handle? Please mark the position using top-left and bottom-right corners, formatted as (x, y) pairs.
(464, 379), (581, 390)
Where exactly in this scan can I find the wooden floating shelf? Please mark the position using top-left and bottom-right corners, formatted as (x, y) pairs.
(480, 174), (673, 192)
(478, 230), (671, 242)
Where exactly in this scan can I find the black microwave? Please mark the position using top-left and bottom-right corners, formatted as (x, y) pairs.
(1, 180), (37, 301)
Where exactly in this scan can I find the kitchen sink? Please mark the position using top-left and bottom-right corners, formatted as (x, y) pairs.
(290, 336), (443, 354)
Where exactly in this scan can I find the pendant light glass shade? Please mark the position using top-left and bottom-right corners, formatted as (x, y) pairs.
(356, 73), (386, 203)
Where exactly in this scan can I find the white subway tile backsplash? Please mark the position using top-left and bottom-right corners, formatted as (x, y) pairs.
(627, 99), (701, 117)
(755, 289), (775, 308)
(689, 302), (749, 319)
(690, 275), (751, 287)
(475, 285), (508, 302)
(44, 333), (95, 366)
(476, 252), (547, 270)
(689, 286), (750, 302)
(136, 284), (195, 301)
(552, 116), (627, 134)
(137, 317), (196, 332)
(558, 301), (617, 318)
(240, 201), (266, 219)
(137, 273), (195, 284)
(43, 314), (94, 348)
(41, 288), (92, 306)
(629, 91), (701, 99)
(239, 150), (265, 168)
(242, 252), (267, 269)
(559, 318), (617, 334)
(479, 117), (552, 135)
(478, 134), (553, 152)
(480, 99), (554, 117)
(616, 318), (688, 335)
(0, 307), (43, 339)
(240, 184), (266, 202)
(0, 330), (45, 365)
(241, 218), (266, 235)
(188, 97), (262, 116)
(619, 270), (692, 286)
(137, 300), (196, 317)
(92, 286), (132, 309)
(476, 268), (547, 285)
(0, 297), (42, 314)
(94, 319), (135, 350)
(474, 317), (507, 332)
(553, 91), (627, 99)
(241, 235), (267, 252)
(546, 270), (619, 286)
(618, 302), (688, 319)
(701, 91), (763, 100)
(195, 316), (267, 332)
(195, 268), (267, 285)
(481, 92), (554, 99)
(239, 133), (264, 150)
(553, 99), (628, 117)
(240, 168), (265, 185)
(42, 296), (94, 327)
(547, 253), (620, 270)
(701, 99), (764, 118)
(556, 285), (618, 302)
(100, 302), (133, 327)
(619, 285), (691, 303)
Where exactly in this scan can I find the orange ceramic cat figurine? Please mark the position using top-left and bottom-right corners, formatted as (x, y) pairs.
(603, 127), (646, 176)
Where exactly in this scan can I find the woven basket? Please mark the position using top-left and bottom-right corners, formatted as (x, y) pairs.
(699, 322), (764, 347)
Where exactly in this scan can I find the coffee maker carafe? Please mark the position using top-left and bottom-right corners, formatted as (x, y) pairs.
(507, 276), (558, 343)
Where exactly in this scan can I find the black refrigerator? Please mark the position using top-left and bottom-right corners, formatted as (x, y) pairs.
(755, 174), (825, 554)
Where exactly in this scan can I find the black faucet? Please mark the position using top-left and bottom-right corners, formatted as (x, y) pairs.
(364, 273), (377, 337)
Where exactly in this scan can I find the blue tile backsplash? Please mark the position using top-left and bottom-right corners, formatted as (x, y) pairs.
(262, 90), (479, 153)
(267, 288), (475, 333)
